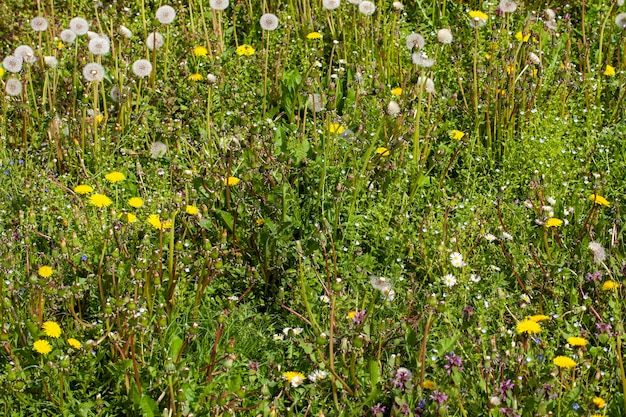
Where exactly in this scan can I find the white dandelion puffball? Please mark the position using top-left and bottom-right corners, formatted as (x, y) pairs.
(437, 28), (453, 44)
(44, 56), (58, 68)
(5, 78), (22, 96)
(498, 0), (517, 13)
(615, 13), (626, 29)
(307, 93), (325, 112)
(392, 2), (404, 10)
(405, 33), (424, 50)
(260, 13), (279, 31)
(527, 52), (541, 65)
(323, 0), (341, 10)
(156, 5), (176, 24)
(14, 45), (35, 63)
(3, 55), (23, 73)
(60, 29), (77, 43)
(417, 76), (435, 94)
(132, 59), (153, 77)
(150, 141), (168, 159)
(83, 62), (105, 82)
(14, 45), (36, 64)
(146, 32), (165, 50)
(88, 37), (110, 55)
(412, 52), (436, 68)
(207, 73), (217, 83)
(209, 0), (229, 10)
(69, 17), (89, 35)
(387, 100), (400, 117)
(118, 25), (133, 38)
(358, 1), (376, 15)
(588, 241), (606, 265)
(30, 16), (49, 32)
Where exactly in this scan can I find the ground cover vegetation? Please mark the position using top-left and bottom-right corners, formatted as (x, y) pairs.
(0, 0), (625, 415)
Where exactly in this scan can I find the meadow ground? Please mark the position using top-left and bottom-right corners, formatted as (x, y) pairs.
(0, 0), (625, 416)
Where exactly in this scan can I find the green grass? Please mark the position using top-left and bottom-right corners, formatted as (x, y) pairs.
(0, 0), (625, 416)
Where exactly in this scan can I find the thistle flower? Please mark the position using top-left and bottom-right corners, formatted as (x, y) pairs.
(615, 12), (626, 29)
(553, 356), (576, 369)
(14, 45), (36, 64)
(156, 5), (176, 24)
(146, 32), (165, 50)
(150, 141), (168, 158)
(88, 37), (110, 55)
(405, 33), (425, 50)
(2, 56), (22, 73)
(412, 52), (436, 68)
(437, 28), (453, 44)
(5, 78), (22, 96)
(323, 0), (341, 10)
(469, 10), (488, 28)
(82, 63), (105, 82)
(60, 29), (77, 43)
(31, 16), (49, 32)
(118, 25), (133, 38)
(43, 321), (62, 338)
(38, 266), (53, 277)
(44, 56), (58, 68)
(387, 100), (400, 116)
(498, 0), (517, 13)
(588, 241), (606, 265)
(209, 0), (230, 10)
(69, 17), (90, 35)
(132, 59), (152, 77)
(358, 1), (376, 15)
(260, 13), (279, 31)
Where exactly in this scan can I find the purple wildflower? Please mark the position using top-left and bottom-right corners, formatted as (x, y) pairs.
(351, 310), (367, 328)
(398, 403), (410, 415)
(392, 367), (413, 390)
(586, 271), (602, 282)
(444, 352), (463, 374)
(372, 403), (386, 416)
(430, 390), (448, 407)
(499, 379), (514, 397)
(596, 322), (613, 336)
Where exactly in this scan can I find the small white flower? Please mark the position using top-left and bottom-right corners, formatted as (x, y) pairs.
(521, 293), (531, 303)
(282, 327), (292, 335)
(547, 197), (556, 205)
(292, 327), (303, 335)
(308, 370), (327, 382)
(484, 233), (496, 242)
(272, 333), (284, 341)
(443, 274), (457, 287)
(501, 232), (513, 241)
(469, 274), (481, 283)
(290, 375), (304, 387)
(450, 252), (466, 268)
(319, 295), (330, 303)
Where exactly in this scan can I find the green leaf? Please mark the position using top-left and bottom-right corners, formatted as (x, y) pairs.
(293, 138), (309, 161)
(369, 359), (380, 386)
(170, 335), (183, 359)
(216, 209), (234, 231)
(139, 395), (158, 417)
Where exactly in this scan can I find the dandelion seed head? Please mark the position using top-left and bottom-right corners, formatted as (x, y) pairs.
(358, 1), (376, 15)
(417, 76), (435, 93)
(323, 0), (341, 10)
(392, 2), (404, 10)
(82, 62), (105, 82)
(387, 100), (400, 117)
(498, 0), (517, 13)
(118, 25), (133, 38)
(88, 37), (110, 55)
(209, 0), (230, 10)
(405, 33), (425, 50)
(44, 56), (58, 68)
(14, 45), (36, 64)
(156, 5), (176, 24)
(69, 17), (90, 35)
(30, 16), (49, 32)
(146, 32), (165, 50)
(5, 78), (22, 96)
(588, 241), (606, 265)
(2, 56), (22, 73)
(60, 29), (77, 43)
(260, 13), (279, 31)
(132, 59), (152, 77)
(150, 141), (168, 159)
(437, 28), (453, 44)
(307, 93), (325, 112)
(615, 12), (626, 29)
(412, 52), (436, 68)
(528, 52), (541, 65)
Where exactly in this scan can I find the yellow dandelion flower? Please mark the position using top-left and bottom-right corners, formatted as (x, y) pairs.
(105, 171), (125, 183)
(553, 356), (576, 369)
(449, 130), (465, 140)
(506, 65), (515, 75)
(147, 214), (162, 230)
(545, 218), (563, 228)
(128, 197), (144, 208)
(67, 338), (82, 349)
(604, 65), (615, 76)
(236, 44), (255, 56)
(42, 321), (62, 338)
(567, 336), (587, 347)
(422, 380), (437, 390)
(307, 32), (322, 40)
(593, 397), (606, 408)
(38, 266), (53, 278)
(185, 205), (199, 215)
(589, 194), (610, 207)
(33, 339), (52, 355)
(0, 67), (5, 78)
(469, 10), (488, 21)
(529, 314), (549, 323)
(256, 218), (264, 226)
(328, 123), (345, 134)
(95, 115), (104, 124)
(74, 184), (94, 194)
(225, 176), (240, 186)
(193, 45), (208, 57)
(516, 319), (541, 334)
(57, 41), (64, 50)
(347, 311), (357, 320)
(484, 53), (492, 60)
(189, 73), (203, 81)
(602, 280), (620, 291)
(391, 87), (402, 97)
(515, 32), (530, 42)
(375, 147), (390, 156)
(89, 193), (112, 208)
